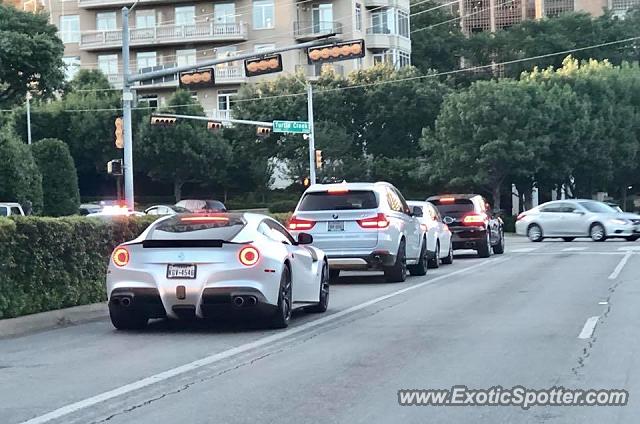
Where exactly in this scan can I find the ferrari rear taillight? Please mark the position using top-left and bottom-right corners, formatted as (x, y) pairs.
(239, 246), (260, 266)
(462, 213), (487, 227)
(357, 213), (390, 229)
(516, 212), (526, 221)
(112, 246), (129, 267)
(287, 216), (316, 231)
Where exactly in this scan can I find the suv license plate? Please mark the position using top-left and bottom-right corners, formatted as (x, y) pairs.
(328, 221), (344, 232)
(167, 264), (197, 279)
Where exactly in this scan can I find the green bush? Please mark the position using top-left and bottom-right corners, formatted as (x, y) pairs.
(0, 215), (157, 319)
(268, 200), (299, 213)
(32, 138), (81, 216)
(270, 212), (292, 225)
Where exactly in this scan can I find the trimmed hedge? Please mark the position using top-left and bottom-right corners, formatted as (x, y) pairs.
(0, 216), (157, 319)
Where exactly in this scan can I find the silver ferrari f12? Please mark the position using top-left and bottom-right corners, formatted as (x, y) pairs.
(106, 213), (329, 330)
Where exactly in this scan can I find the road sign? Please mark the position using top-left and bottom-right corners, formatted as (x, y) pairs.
(272, 120), (310, 134)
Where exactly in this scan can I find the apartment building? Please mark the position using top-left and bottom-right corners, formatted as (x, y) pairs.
(47, 0), (412, 118)
(5, 0), (46, 12)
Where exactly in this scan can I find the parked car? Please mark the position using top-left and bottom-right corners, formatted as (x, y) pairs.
(0, 202), (25, 217)
(145, 205), (189, 215)
(79, 203), (102, 216)
(107, 213), (329, 330)
(515, 199), (640, 242)
(287, 182), (427, 283)
(87, 205), (145, 218)
(427, 194), (505, 258)
(175, 199), (227, 213)
(407, 201), (454, 267)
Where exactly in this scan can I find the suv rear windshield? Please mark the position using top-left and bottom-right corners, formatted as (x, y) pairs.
(431, 199), (475, 218)
(298, 190), (379, 211)
(149, 214), (246, 240)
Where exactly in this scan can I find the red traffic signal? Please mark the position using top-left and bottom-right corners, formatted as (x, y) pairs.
(150, 115), (177, 126)
(179, 69), (214, 88)
(307, 39), (365, 64)
(244, 54), (283, 77)
(207, 121), (223, 131)
(256, 127), (272, 137)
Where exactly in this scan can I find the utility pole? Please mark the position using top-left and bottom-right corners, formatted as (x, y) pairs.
(307, 82), (316, 185)
(26, 92), (32, 145)
(121, 6), (135, 211)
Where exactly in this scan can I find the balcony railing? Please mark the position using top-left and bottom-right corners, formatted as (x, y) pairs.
(210, 109), (232, 121)
(101, 64), (246, 89)
(293, 21), (343, 40)
(80, 22), (248, 50)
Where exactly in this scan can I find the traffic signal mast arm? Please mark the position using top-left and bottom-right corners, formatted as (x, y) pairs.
(150, 113), (273, 128)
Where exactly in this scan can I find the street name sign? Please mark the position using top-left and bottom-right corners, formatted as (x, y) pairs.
(272, 120), (310, 134)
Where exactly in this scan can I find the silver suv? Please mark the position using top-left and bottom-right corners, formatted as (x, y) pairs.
(288, 182), (426, 283)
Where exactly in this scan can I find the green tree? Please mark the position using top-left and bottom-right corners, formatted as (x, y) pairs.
(31, 138), (80, 216)
(136, 90), (232, 201)
(0, 124), (43, 212)
(0, 4), (64, 107)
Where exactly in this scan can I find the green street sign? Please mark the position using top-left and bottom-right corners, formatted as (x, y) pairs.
(272, 120), (310, 134)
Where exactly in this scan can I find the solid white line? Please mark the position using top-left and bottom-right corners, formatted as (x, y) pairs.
(520, 252), (623, 256)
(617, 246), (640, 251)
(561, 247), (587, 252)
(578, 316), (600, 339)
(19, 257), (509, 424)
(511, 247), (539, 253)
(608, 251), (632, 280)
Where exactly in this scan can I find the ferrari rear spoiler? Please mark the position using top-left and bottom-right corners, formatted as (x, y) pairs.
(141, 239), (251, 248)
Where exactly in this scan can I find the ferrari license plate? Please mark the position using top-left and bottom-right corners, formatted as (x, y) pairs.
(167, 264), (197, 279)
(328, 221), (344, 232)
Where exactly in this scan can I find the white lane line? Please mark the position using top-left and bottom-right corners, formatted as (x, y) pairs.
(511, 247), (539, 253)
(561, 247), (587, 252)
(20, 257), (509, 424)
(608, 251), (633, 280)
(578, 316), (600, 339)
(520, 252), (622, 256)
(618, 246), (640, 251)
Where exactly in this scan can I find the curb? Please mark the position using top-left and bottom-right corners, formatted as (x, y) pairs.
(0, 302), (108, 339)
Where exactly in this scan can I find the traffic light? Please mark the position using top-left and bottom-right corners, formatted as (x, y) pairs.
(107, 159), (123, 176)
(207, 121), (223, 131)
(150, 115), (177, 126)
(303, 177), (310, 187)
(244, 54), (283, 77)
(256, 126), (272, 137)
(315, 150), (323, 169)
(114, 117), (124, 149)
(179, 69), (215, 89)
(307, 39), (365, 64)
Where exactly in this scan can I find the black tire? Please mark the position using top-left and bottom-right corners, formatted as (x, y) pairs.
(307, 262), (329, 313)
(270, 266), (292, 328)
(493, 229), (505, 254)
(329, 269), (340, 282)
(527, 224), (543, 242)
(109, 306), (148, 330)
(441, 242), (454, 264)
(408, 238), (428, 276)
(562, 237), (575, 242)
(427, 242), (440, 269)
(590, 223), (606, 242)
(477, 231), (492, 258)
(384, 239), (407, 283)
(626, 235), (640, 242)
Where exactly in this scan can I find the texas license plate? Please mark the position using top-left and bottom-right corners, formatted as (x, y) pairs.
(328, 221), (344, 232)
(167, 264), (197, 279)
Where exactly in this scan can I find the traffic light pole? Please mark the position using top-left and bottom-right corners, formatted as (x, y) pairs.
(121, 6), (135, 211)
(152, 113), (273, 127)
(306, 82), (316, 185)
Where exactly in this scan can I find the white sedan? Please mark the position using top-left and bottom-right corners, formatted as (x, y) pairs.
(407, 201), (454, 267)
(106, 213), (329, 330)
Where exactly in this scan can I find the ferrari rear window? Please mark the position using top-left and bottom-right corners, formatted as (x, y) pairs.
(149, 214), (246, 240)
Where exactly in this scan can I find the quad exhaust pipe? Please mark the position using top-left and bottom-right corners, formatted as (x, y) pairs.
(120, 297), (132, 307)
(233, 296), (244, 306)
(233, 295), (258, 307)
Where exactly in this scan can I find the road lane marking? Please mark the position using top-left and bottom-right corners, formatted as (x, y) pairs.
(511, 247), (539, 253)
(578, 316), (600, 339)
(19, 257), (509, 424)
(561, 247), (587, 252)
(608, 251), (632, 280)
(617, 246), (640, 251)
(598, 301), (608, 305)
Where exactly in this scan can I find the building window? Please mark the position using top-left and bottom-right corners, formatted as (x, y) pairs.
(397, 10), (409, 37)
(372, 51), (387, 65)
(62, 56), (80, 80)
(398, 50), (411, 68)
(254, 43), (275, 52)
(253, 0), (274, 29)
(176, 49), (197, 67)
(136, 9), (156, 28)
(218, 89), (237, 111)
(370, 9), (394, 34)
(98, 54), (118, 76)
(214, 3), (236, 23)
(312, 4), (333, 33)
(175, 5), (195, 25)
(138, 95), (158, 109)
(59, 15), (79, 43)
(96, 12), (117, 31)
(216, 46), (238, 67)
(355, 3), (362, 31)
(136, 51), (157, 71)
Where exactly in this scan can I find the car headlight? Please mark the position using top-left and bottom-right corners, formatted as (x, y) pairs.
(610, 218), (628, 225)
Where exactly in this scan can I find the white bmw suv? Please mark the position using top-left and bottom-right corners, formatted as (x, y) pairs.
(287, 182), (427, 283)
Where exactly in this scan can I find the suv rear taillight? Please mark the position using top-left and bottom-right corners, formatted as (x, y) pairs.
(462, 213), (487, 227)
(287, 216), (316, 231)
(357, 213), (390, 229)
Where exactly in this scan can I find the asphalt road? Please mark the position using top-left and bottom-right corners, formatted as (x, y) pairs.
(2, 235), (639, 424)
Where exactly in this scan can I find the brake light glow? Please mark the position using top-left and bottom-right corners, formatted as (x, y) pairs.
(358, 213), (390, 229)
(439, 197), (456, 203)
(180, 216), (229, 223)
(112, 246), (129, 267)
(462, 213), (487, 226)
(327, 187), (349, 194)
(239, 246), (260, 266)
(287, 216), (316, 231)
